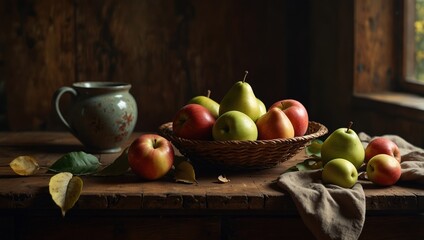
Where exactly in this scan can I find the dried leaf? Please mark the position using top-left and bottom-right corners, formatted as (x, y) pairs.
(49, 151), (100, 175)
(9, 156), (40, 176)
(174, 160), (197, 184)
(95, 148), (130, 176)
(49, 172), (83, 217)
(217, 175), (230, 183)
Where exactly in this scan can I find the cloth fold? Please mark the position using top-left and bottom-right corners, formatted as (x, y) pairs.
(278, 133), (424, 240)
(278, 170), (365, 240)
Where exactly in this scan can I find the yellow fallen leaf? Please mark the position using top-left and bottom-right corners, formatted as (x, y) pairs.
(49, 172), (83, 217)
(9, 156), (40, 176)
(174, 160), (197, 184)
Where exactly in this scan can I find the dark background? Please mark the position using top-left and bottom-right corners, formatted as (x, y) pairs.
(0, 0), (422, 146)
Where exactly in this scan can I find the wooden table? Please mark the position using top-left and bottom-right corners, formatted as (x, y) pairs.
(0, 132), (423, 239)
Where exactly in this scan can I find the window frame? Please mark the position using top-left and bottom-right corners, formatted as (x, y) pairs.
(400, 0), (424, 95)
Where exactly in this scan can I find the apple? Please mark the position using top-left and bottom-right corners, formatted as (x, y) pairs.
(256, 107), (294, 140)
(128, 134), (175, 180)
(365, 137), (401, 163)
(172, 103), (215, 140)
(212, 110), (258, 141)
(366, 154), (401, 186)
(269, 99), (309, 136)
(188, 90), (220, 118)
(322, 158), (358, 188)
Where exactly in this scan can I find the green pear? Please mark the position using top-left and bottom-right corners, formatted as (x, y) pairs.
(219, 71), (261, 121)
(320, 122), (365, 169)
(256, 98), (267, 119)
(188, 90), (220, 118)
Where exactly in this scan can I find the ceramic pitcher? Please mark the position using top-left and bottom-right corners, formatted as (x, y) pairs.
(53, 82), (138, 153)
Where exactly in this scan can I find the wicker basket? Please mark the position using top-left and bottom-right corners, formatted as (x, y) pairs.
(158, 121), (328, 170)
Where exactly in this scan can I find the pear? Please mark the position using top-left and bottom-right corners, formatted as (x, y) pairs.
(320, 122), (365, 169)
(219, 71), (261, 121)
(188, 90), (220, 118)
(256, 98), (267, 119)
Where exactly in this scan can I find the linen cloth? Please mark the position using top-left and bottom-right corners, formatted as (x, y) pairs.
(277, 133), (424, 240)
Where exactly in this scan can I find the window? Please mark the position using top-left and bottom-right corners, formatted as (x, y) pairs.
(402, 0), (424, 94)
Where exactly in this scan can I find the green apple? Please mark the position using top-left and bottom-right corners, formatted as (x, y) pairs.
(219, 71), (261, 121)
(212, 110), (258, 141)
(257, 98), (267, 119)
(188, 90), (220, 118)
(322, 158), (358, 188)
(320, 122), (365, 169)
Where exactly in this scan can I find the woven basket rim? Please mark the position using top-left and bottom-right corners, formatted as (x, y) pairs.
(158, 121), (328, 145)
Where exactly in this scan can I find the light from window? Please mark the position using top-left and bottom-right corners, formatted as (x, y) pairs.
(415, 0), (424, 83)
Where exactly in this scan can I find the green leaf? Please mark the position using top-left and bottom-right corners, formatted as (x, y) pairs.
(305, 139), (323, 158)
(49, 172), (83, 217)
(95, 148), (130, 176)
(283, 158), (323, 173)
(49, 151), (100, 175)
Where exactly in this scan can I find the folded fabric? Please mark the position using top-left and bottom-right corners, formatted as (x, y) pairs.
(278, 170), (365, 240)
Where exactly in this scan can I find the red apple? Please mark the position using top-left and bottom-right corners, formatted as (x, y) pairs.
(269, 99), (309, 136)
(128, 134), (175, 180)
(365, 137), (401, 163)
(256, 107), (294, 140)
(172, 104), (215, 140)
(366, 154), (401, 186)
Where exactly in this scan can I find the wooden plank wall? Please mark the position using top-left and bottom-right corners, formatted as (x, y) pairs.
(0, 0), (288, 132)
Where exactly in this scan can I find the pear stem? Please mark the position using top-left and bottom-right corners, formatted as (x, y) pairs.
(346, 121), (353, 133)
(207, 90), (211, 98)
(243, 71), (249, 83)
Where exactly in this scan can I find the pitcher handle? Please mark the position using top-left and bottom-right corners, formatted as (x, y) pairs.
(53, 86), (77, 134)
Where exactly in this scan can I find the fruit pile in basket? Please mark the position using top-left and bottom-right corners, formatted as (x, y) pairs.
(173, 71), (309, 142)
(159, 71), (328, 170)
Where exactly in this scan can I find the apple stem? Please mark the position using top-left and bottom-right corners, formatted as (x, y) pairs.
(207, 89), (211, 98)
(346, 121), (353, 133)
(243, 71), (249, 83)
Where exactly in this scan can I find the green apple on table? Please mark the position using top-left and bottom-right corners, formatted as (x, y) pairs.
(212, 110), (258, 141)
(188, 90), (220, 118)
(320, 122), (365, 169)
(322, 158), (358, 188)
(255, 106), (294, 140)
(219, 71), (261, 121)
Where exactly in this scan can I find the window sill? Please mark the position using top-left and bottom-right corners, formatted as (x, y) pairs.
(353, 91), (424, 122)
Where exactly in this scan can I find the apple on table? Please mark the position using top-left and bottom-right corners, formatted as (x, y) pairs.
(322, 158), (358, 188)
(366, 153), (401, 186)
(128, 134), (175, 181)
(365, 137), (401, 163)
